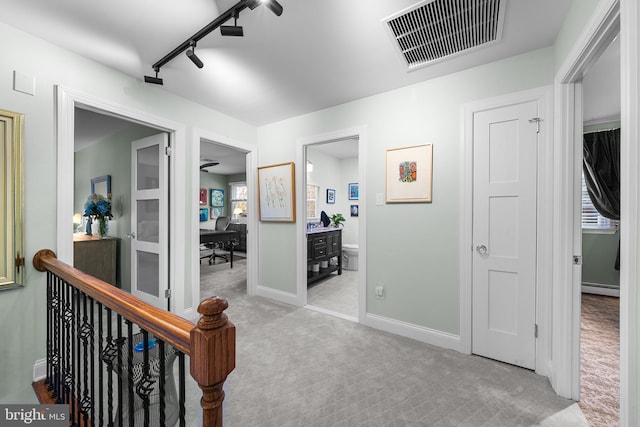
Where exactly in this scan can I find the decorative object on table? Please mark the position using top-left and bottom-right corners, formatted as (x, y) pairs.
(320, 211), (331, 227)
(386, 144), (433, 203)
(257, 162), (296, 222)
(350, 205), (359, 217)
(210, 207), (223, 219)
(348, 183), (358, 200)
(326, 188), (336, 204)
(210, 188), (224, 207)
(199, 188), (207, 205)
(84, 193), (113, 238)
(331, 213), (345, 227)
(199, 207), (209, 222)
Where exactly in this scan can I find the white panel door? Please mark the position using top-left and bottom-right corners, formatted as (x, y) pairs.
(472, 101), (538, 369)
(131, 133), (169, 310)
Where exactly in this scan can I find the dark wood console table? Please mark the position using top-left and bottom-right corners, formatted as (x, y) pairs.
(307, 228), (342, 286)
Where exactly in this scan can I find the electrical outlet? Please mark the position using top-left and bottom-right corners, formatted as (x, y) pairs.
(375, 285), (385, 299)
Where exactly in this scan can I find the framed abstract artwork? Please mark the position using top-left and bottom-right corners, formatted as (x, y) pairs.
(199, 207), (209, 222)
(326, 188), (335, 204)
(386, 144), (433, 203)
(199, 188), (207, 205)
(210, 188), (224, 207)
(257, 162), (296, 222)
(348, 183), (358, 200)
(209, 207), (223, 219)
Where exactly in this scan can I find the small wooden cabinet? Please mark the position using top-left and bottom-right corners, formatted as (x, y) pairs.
(73, 234), (118, 286)
(307, 229), (342, 286)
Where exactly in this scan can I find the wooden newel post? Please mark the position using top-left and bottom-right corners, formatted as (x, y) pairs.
(190, 297), (236, 427)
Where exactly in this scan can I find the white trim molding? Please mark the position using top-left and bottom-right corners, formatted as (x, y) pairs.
(362, 313), (461, 351)
(295, 126), (368, 320)
(190, 129), (258, 316)
(33, 359), (47, 382)
(459, 86), (553, 379)
(256, 285), (298, 306)
(55, 86), (188, 317)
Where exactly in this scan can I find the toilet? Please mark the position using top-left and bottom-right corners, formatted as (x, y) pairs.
(342, 244), (359, 271)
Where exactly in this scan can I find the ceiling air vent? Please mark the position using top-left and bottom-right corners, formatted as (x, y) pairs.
(383, 0), (505, 71)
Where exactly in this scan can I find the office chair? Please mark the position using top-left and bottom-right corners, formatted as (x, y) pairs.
(211, 216), (231, 264)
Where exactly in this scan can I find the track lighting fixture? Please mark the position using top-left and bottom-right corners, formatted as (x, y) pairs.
(186, 41), (204, 68)
(221, 9), (244, 37)
(143, 68), (163, 85)
(143, 0), (283, 84)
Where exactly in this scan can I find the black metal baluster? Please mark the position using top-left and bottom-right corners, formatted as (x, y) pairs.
(178, 352), (185, 427)
(74, 287), (81, 427)
(158, 340), (166, 427)
(104, 307), (114, 427)
(126, 321), (134, 427)
(63, 282), (73, 418)
(139, 331), (150, 427)
(54, 276), (63, 403)
(45, 272), (52, 386)
(79, 292), (89, 426)
(116, 315), (123, 427)
(97, 303), (104, 427)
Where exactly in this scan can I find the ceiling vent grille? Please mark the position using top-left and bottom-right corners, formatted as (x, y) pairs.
(383, 0), (505, 71)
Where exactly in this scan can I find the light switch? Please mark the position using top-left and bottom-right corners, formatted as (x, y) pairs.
(375, 193), (384, 206)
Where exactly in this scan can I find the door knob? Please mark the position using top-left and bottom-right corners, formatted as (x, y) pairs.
(475, 244), (488, 255)
(125, 232), (136, 239)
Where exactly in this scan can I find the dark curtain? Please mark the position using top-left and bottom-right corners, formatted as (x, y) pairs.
(583, 128), (620, 269)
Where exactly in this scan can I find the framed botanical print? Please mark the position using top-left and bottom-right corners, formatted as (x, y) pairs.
(257, 162), (296, 222)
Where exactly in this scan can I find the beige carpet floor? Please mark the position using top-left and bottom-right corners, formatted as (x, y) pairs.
(579, 293), (620, 426)
(197, 262), (588, 426)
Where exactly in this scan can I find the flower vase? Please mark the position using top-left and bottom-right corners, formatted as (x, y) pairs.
(98, 217), (109, 239)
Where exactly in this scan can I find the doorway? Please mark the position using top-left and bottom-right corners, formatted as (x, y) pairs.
(198, 139), (249, 306)
(577, 34), (621, 424)
(296, 126), (367, 323)
(304, 139), (359, 321)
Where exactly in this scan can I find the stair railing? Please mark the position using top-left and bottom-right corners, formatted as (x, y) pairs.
(32, 249), (235, 427)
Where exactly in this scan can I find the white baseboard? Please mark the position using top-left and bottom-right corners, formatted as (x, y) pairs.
(581, 283), (620, 297)
(361, 313), (461, 352)
(33, 358), (47, 382)
(256, 285), (298, 306)
(305, 304), (359, 323)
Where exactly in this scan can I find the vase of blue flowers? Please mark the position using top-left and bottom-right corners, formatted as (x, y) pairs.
(84, 193), (113, 238)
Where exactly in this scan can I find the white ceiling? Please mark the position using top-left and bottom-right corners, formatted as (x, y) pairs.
(2, 0), (573, 127)
(583, 36), (621, 125)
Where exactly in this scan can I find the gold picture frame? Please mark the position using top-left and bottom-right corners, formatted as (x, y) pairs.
(386, 144), (433, 203)
(257, 162), (296, 222)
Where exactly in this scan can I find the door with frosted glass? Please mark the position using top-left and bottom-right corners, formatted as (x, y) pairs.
(131, 133), (168, 309)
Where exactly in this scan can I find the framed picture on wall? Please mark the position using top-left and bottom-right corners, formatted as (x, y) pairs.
(199, 188), (207, 205)
(257, 162), (296, 222)
(199, 207), (209, 222)
(386, 144), (433, 203)
(326, 188), (336, 204)
(348, 183), (358, 200)
(210, 188), (224, 207)
(210, 207), (223, 219)
(350, 205), (359, 217)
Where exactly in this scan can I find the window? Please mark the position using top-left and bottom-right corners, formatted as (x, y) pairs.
(581, 172), (618, 231)
(230, 181), (247, 220)
(306, 185), (319, 220)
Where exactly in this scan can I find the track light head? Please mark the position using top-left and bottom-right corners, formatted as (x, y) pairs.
(144, 68), (163, 85)
(221, 25), (244, 36)
(186, 45), (204, 69)
(245, 0), (283, 16)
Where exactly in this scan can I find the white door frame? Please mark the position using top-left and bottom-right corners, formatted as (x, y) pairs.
(190, 129), (258, 318)
(552, 0), (621, 401)
(460, 86), (553, 377)
(55, 86), (188, 315)
(554, 1), (639, 425)
(295, 126), (368, 322)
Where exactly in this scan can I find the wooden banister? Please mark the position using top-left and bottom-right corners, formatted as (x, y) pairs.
(33, 249), (236, 426)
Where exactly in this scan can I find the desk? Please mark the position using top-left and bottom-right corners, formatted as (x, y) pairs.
(200, 229), (237, 268)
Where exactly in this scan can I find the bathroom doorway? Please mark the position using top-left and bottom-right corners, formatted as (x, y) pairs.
(304, 139), (360, 321)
